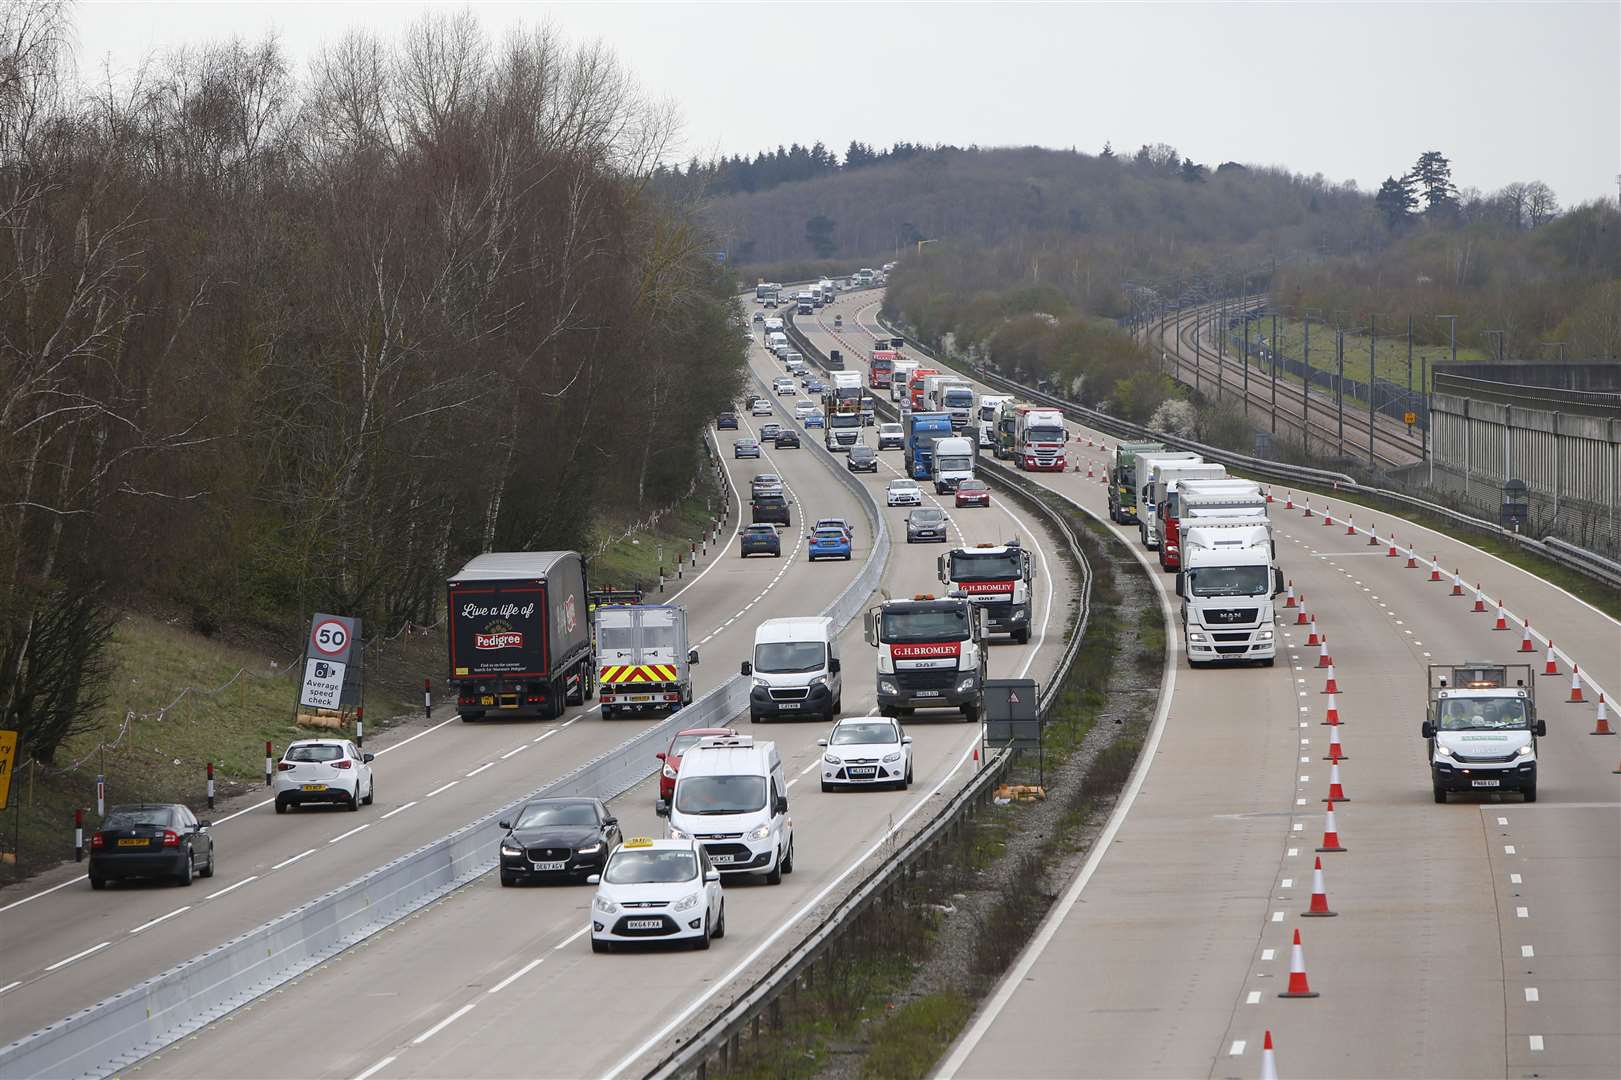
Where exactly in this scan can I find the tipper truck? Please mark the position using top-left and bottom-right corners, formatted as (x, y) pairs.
(1422, 662), (1543, 803)
(1152, 462), (1231, 570)
(865, 594), (987, 721)
(1108, 441), (1165, 524)
(595, 602), (700, 717)
(940, 541), (1036, 643)
(448, 551), (594, 721)
(1176, 518), (1282, 667)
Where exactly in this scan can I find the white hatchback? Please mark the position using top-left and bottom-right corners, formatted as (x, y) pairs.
(589, 838), (724, 952)
(274, 738), (374, 813)
(886, 479), (923, 506)
(819, 717), (912, 790)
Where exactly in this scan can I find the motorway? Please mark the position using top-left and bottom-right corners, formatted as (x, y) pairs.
(814, 293), (1618, 1079)
(103, 303), (1080, 1079)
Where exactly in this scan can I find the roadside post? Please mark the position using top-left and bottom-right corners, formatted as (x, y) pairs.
(984, 678), (1042, 783)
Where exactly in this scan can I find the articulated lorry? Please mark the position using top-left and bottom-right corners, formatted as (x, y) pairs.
(1107, 441), (1165, 524)
(595, 602), (701, 717)
(1176, 519), (1282, 667)
(1132, 452), (1201, 549)
(1422, 662), (1542, 803)
(1152, 462), (1231, 569)
(904, 411), (955, 479)
(924, 377), (976, 430)
(940, 541), (1036, 643)
(823, 385), (863, 451)
(1013, 407), (1068, 471)
(865, 593), (987, 721)
(448, 551), (594, 721)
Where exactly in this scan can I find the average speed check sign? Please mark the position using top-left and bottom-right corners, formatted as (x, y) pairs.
(308, 613), (356, 665)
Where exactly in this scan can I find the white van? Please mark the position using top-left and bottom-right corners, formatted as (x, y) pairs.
(741, 616), (842, 722)
(785, 356), (808, 376)
(763, 317), (785, 334)
(767, 331), (789, 354)
(659, 735), (794, 883)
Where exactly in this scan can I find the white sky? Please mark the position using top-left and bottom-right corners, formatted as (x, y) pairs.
(73, 1), (1621, 204)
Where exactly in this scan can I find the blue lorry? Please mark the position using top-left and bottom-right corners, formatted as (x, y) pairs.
(903, 411), (954, 480)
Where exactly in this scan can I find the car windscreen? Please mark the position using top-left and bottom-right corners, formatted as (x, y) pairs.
(911, 509), (945, 523)
(669, 733), (717, 756)
(674, 774), (768, 815)
(1437, 698), (1531, 731)
(744, 526), (776, 537)
(286, 744), (344, 763)
(850, 448), (874, 460)
(936, 455), (973, 471)
(515, 802), (598, 829)
(831, 722), (898, 746)
(604, 849), (698, 884)
(102, 807), (174, 829)
(950, 551), (1021, 581)
(754, 640), (826, 674)
(881, 606), (970, 642)
(1188, 565), (1271, 597)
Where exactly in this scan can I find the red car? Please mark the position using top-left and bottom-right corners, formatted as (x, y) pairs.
(656, 727), (741, 802)
(955, 479), (991, 508)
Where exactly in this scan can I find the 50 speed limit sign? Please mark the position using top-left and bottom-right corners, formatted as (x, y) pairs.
(308, 614), (357, 665)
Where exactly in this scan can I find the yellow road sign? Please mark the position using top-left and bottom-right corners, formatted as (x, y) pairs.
(0, 730), (17, 811)
(1403, 411), (1417, 426)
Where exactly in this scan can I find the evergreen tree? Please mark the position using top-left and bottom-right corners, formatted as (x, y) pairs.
(1375, 174), (1419, 229)
(1410, 150), (1458, 215)
(805, 214), (837, 258)
(1099, 140), (1115, 159)
(1180, 157), (1207, 183)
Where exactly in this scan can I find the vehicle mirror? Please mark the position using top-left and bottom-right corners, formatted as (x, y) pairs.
(654, 800), (670, 818)
(901, 735), (912, 744)
(936, 554), (946, 578)
(817, 738), (828, 747)
(828, 657), (841, 673)
(1534, 720), (1547, 737)
(705, 869), (721, 883)
(1273, 568), (1285, 597)
(688, 649), (700, 665)
(197, 820), (212, 829)
(863, 609), (878, 647)
(1175, 573), (1185, 598)
(498, 820), (511, 830)
(362, 753), (375, 763)
(586, 873), (601, 885)
(740, 660), (752, 677)
(1420, 721), (1435, 739)
(603, 817), (618, 828)
(655, 751), (666, 761)
(775, 796), (789, 815)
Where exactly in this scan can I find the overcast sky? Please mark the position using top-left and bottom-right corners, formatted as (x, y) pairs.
(73, 1), (1620, 204)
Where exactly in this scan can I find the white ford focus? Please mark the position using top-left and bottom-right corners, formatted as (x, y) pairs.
(589, 838), (724, 952)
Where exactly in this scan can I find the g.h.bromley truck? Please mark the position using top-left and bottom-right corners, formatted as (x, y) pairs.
(448, 551), (594, 721)
(865, 594), (987, 721)
(940, 541), (1036, 643)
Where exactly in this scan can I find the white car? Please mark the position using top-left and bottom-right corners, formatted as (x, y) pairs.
(773, 378), (796, 396)
(819, 717), (912, 791)
(876, 423), (904, 450)
(751, 398), (774, 416)
(589, 837), (724, 952)
(793, 400), (817, 418)
(886, 479), (923, 507)
(274, 738), (374, 813)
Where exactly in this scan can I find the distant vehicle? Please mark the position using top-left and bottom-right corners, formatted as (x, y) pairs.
(809, 526), (852, 561)
(754, 281), (780, 304)
(716, 412), (738, 430)
(846, 445), (879, 472)
(752, 311), (764, 324)
(834, 314), (843, 329)
(497, 798), (620, 886)
(877, 423), (904, 450)
(886, 479), (923, 507)
(751, 493), (791, 526)
(1423, 662), (1542, 803)
(804, 413), (824, 429)
(751, 398), (774, 416)
(749, 473), (784, 496)
(954, 479), (991, 507)
(89, 803), (215, 888)
(656, 726), (741, 803)
(774, 429), (800, 449)
(796, 291), (816, 314)
(793, 399), (817, 418)
(906, 507), (949, 543)
(274, 738), (376, 812)
(930, 435), (976, 494)
(739, 524), (782, 558)
(733, 438), (760, 459)
(814, 517), (855, 541)
(759, 422), (782, 441)
(819, 717), (912, 791)
(588, 837), (725, 952)
(773, 377), (796, 395)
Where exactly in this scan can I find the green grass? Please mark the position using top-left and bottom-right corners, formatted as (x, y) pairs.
(588, 473), (725, 590)
(859, 992), (976, 1080)
(1219, 314), (1488, 404)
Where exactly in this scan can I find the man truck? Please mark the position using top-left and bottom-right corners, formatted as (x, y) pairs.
(1176, 519), (1282, 667)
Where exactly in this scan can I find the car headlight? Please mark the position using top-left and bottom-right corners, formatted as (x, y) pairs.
(824, 753), (842, 765)
(957, 674), (977, 692)
(673, 892), (701, 913)
(593, 895), (618, 913)
(752, 678), (771, 690)
(809, 675), (827, 689)
(879, 679), (897, 695)
(1434, 745), (1454, 757)
(576, 843), (602, 856)
(500, 843), (523, 857)
(882, 751), (902, 763)
(662, 763), (678, 779)
(668, 826), (691, 840)
(1188, 632), (1207, 642)
(1514, 745), (1534, 757)
(1259, 630), (1273, 640)
(745, 823), (772, 841)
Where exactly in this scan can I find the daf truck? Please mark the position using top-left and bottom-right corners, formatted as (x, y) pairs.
(940, 541), (1036, 643)
(595, 603), (701, 717)
(1422, 662), (1542, 803)
(865, 594), (987, 721)
(1108, 441), (1165, 524)
(1176, 519), (1282, 667)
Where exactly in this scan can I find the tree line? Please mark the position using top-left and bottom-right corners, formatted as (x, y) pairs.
(0, 3), (746, 764)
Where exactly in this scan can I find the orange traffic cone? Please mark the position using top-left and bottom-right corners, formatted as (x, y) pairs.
(1284, 581), (1297, 608)
(1429, 557), (1442, 582)
(1519, 622), (1534, 653)
(1451, 570), (1464, 596)
(1266, 489), (1275, 504)
(1593, 694), (1612, 736)
(1322, 664), (1340, 694)
(1569, 666), (1585, 703)
(1305, 616), (1320, 645)
(1321, 693), (1341, 726)
(1323, 725), (1347, 762)
(1472, 585), (1487, 613)
(1284, 491), (1294, 510)
(1302, 499), (1313, 518)
(1261, 1030), (1279, 1080)
(1278, 928), (1320, 997)
(1345, 515), (1357, 536)
(1493, 601), (1508, 630)
(1302, 857), (1338, 917)
(1368, 525), (1380, 546)
(1317, 800), (1346, 852)
(1387, 535), (1400, 557)
(1405, 548), (1419, 569)
(1296, 598), (1310, 626)
(1322, 761), (1347, 800)
(1542, 641), (1559, 676)
(1317, 635), (1332, 668)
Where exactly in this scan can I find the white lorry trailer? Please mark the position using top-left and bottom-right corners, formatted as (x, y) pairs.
(1132, 452), (1201, 549)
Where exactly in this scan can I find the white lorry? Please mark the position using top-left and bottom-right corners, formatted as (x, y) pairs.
(929, 435), (976, 493)
(1422, 662), (1542, 802)
(1132, 452), (1201, 549)
(595, 603), (701, 716)
(925, 379), (975, 430)
(1012, 407), (1067, 471)
(817, 279), (835, 304)
(891, 359), (920, 403)
(1176, 518), (1282, 667)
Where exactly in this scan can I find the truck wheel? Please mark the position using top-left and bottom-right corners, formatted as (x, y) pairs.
(565, 672), (585, 707)
(583, 669), (595, 701)
(1012, 627), (1030, 645)
(962, 703), (980, 724)
(1432, 779), (1447, 804)
(1522, 779), (1537, 803)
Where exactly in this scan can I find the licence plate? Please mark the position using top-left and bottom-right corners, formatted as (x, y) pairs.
(708, 854), (736, 864)
(847, 768), (877, 779)
(302, 784), (327, 792)
(776, 702), (801, 710)
(915, 690), (940, 698)
(626, 918), (662, 930)
(630, 695), (652, 702)
(480, 696), (496, 706)
(1471, 779), (1501, 788)
(533, 860), (567, 871)
(116, 838), (148, 847)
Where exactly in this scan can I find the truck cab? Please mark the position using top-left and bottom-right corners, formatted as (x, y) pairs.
(1423, 663), (1542, 803)
(1175, 519), (1282, 666)
(1108, 441), (1165, 524)
(930, 435), (976, 493)
(865, 595), (987, 722)
(940, 542), (1035, 643)
(595, 603), (700, 717)
(1013, 408), (1067, 471)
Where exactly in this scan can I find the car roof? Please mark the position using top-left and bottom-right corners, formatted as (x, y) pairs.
(744, 523), (776, 531)
(813, 526), (846, 535)
(611, 837), (698, 854)
(523, 796), (598, 809)
(754, 615), (833, 642)
(889, 478), (918, 486)
(288, 738), (349, 747)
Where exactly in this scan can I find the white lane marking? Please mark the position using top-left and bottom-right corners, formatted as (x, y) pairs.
(1261, 948), (1276, 961)
(1522, 945), (1535, 957)
(1510, 873), (1522, 884)
(352, 1056), (397, 1080)
(1505, 844), (1517, 855)
(500, 745), (528, 760)
(1229, 1040), (1247, 1056)
(272, 848), (317, 871)
(465, 762), (495, 778)
(374, 717), (454, 757)
(785, 777), (799, 788)
(1529, 1036), (1544, 1052)
(1516, 906), (1530, 918)
(411, 1002), (477, 1045)
(44, 941), (110, 971)
(0, 876), (80, 913)
(425, 781), (459, 798)
(799, 760), (820, 776)
(1280, 879), (1293, 889)
(487, 954), (547, 995)
(1286, 848), (1299, 857)
(554, 926), (589, 951)
(130, 906), (191, 934)
(1292, 823), (1304, 832)
(532, 731), (557, 744)
(0, 981), (20, 995)
(330, 824), (371, 844)
(381, 801), (418, 820)
(1270, 911), (1284, 923)
(1245, 991), (1262, 1005)
(211, 797), (276, 826)
(561, 716), (581, 729)
(1525, 987), (1540, 1002)
(1498, 816), (1509, 825)
(205, 875), (259, 900)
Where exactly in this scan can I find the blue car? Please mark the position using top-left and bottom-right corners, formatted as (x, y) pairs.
(808, 526), (852, 561)
(734, 437), (761, 459)
(804, 413), (825, 429)
(740, 524), (781, 557)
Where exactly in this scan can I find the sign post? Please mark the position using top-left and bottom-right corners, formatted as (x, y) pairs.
(295, 613), (363, 733)
(983, 678), (1042, 783)
(0, 729), (16, 812)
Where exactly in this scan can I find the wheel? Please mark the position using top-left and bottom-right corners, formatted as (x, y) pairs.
(89, 873), (106, 890)
(693, 917), (712, 950)
(500, 870), (518, 887)
(583, 669), (595, 701)
(363, 778), (375, 805)
(566, 671), (585, 706)
(781, 838), (795, 875)
(844, 553), (851, 560)
(177, 852), (194, 887)
(712, 902), (726, 939)
(902, 762), (913, 789)
(1522, 779), (1537, 803)
(591, 937), (611, 954)
(962, 702), (981, 724)
(765, 850), (783, 885)
(1012, 627), (1030, 645)
(347, 788), (361, 811)
(200, 847), (216, 878)
(274, 798), (288, 814)
(1432, 779), (1447, 804)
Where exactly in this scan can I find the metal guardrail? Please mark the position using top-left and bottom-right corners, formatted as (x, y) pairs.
(0, 362), (893, 1080)
(875, 314), (1621, 592)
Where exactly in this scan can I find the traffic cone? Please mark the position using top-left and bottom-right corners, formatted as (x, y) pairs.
(1473, 585), (1487, 612)
(1405, 549), (1419, 569)
(1493, 601), (1508, 630)
(1305, 615), (1319, 645)
(1266, 489), (1275, 504)
(1345, 515), (1356, 535)
(1317, 635), (1332, 668)
(1368, 525), (1380, 546)
(1322, 664), (1339, 694)
(1322, 761), (1347, 800)
(1278, 929), (1320, 997)
(1317, 800), (1346, 852)
(1284, 491), (1294, 510)
(1519, 622), (1534, 652)
(1451, 570), (1464, 596)
(1542, 641), (1559, 676)
(1569, 666), (1585, 703)
(1323, 725), (1347, 762)
(1284, 581), (1297, 608)
(1260, 1031), (1279, 1080)
(1295, 598), (1310, 625)
(1322, 507), (1333, 527)
(1429, 557), (1442, 582)
(1322, 693), (1341, 726)
(1302, 499), (1313, 518)
(1592, 694), (1612, 736)
(1387, 535), (1400, 557)
(1302, 857), (1338, 917)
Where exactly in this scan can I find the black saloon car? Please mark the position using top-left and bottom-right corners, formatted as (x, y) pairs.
(846, 445), (879, 472)
(89, 803), (215, 888)
(774, 429), (801, 449)
(752, 493), (791, 526)
(740, 524), (782, 557)
(498, 797), (621, 885)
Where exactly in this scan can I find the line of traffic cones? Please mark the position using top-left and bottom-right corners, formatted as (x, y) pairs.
(1321, 663), (1340, 694)
(1321, 693), (1341, 726)
(1302, 857), (1338, 917)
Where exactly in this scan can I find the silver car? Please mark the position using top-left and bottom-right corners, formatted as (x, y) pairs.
(905, 507), (949, 543)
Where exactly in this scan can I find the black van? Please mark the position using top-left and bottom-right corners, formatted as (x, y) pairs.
(751, 493), (791, 526)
